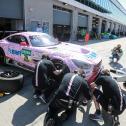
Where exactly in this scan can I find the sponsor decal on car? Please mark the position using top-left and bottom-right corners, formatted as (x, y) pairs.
(21, 49), (31, 56)
(8, 48), (21, 56)
(8, 48), (32, 62)
(21, 49), (32, 62)
(86, 52), (97, 59)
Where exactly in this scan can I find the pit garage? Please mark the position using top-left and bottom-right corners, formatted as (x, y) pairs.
(0, 0), (23, 39)
(53, 6), (72, 41)
(77, 13), (88, 40)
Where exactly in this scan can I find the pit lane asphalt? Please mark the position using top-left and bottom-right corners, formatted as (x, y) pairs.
(0, 37), (126, 126)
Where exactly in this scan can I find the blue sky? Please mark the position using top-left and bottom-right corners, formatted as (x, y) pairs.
(118, 0), (126, 9)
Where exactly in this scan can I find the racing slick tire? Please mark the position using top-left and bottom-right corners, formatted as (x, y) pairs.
(0, 48), (6, 65)
(0, 71), (24, 93)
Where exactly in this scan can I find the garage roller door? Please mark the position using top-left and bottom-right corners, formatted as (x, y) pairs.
(0, 0), (23, 19)
(78, 14), (88, 27)
(53, 9), (71, 25)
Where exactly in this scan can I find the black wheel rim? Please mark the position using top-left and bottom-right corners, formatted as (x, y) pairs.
(0, 71), (20, 78)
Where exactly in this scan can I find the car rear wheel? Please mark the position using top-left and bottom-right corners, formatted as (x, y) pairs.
(0, 48), (6, 65)
(0, 71), (24, 93)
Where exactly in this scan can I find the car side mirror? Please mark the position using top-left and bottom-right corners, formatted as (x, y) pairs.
(20, 41), (28, 46)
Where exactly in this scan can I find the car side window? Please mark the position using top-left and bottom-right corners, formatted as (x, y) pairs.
(6, 36), (16, 43)
(19, 36), (29, 45)
(6, 35), (28, 44)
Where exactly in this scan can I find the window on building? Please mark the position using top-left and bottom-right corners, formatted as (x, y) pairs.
(75, 0), (110, 13)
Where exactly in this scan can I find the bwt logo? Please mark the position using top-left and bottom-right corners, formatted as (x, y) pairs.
(8, 48), (21, 56)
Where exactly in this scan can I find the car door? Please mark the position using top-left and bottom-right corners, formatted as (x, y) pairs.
(14, 35), (34, 68)
(19, 35), (36, 68)
(6, 34), (33, 66)
(6, 35), (23, 62)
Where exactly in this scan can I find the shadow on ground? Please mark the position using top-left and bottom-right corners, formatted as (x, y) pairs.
(109, 62), (123, 69)
(11, 69), (47, 126)
(0, 65), (47, 126)
(0, 93), (14, 103)
(12, 97), (47, 126)
(54, 101), (94, 126)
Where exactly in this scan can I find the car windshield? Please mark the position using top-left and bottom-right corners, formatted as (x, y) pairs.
(29, 34), (59, 47)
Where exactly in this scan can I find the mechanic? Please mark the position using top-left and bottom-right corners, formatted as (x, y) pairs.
(111, 44), (123, 62)
(89, 69), (126, 121)
(36, 23), (43, 32)
(32, 54), (63, 103)
(45, 69), (92, 126)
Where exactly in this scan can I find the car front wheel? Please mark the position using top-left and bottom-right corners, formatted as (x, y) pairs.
(52, 59), (70, 81)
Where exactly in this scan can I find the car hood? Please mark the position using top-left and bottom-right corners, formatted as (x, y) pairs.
(35, 42), (101, 64)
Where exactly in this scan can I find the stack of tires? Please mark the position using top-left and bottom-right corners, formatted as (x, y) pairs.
(0, 71), (24, 93)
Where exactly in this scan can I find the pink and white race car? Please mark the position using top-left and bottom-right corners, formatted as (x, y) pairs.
(0, 32), (102, 83)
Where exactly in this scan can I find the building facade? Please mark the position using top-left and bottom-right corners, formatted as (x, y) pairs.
(0, 0), (126, 41)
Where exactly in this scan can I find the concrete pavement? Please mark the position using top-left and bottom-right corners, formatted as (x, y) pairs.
(0, 37), (126, 126)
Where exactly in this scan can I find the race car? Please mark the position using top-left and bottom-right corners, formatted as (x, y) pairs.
(0, 32), (102, 83)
